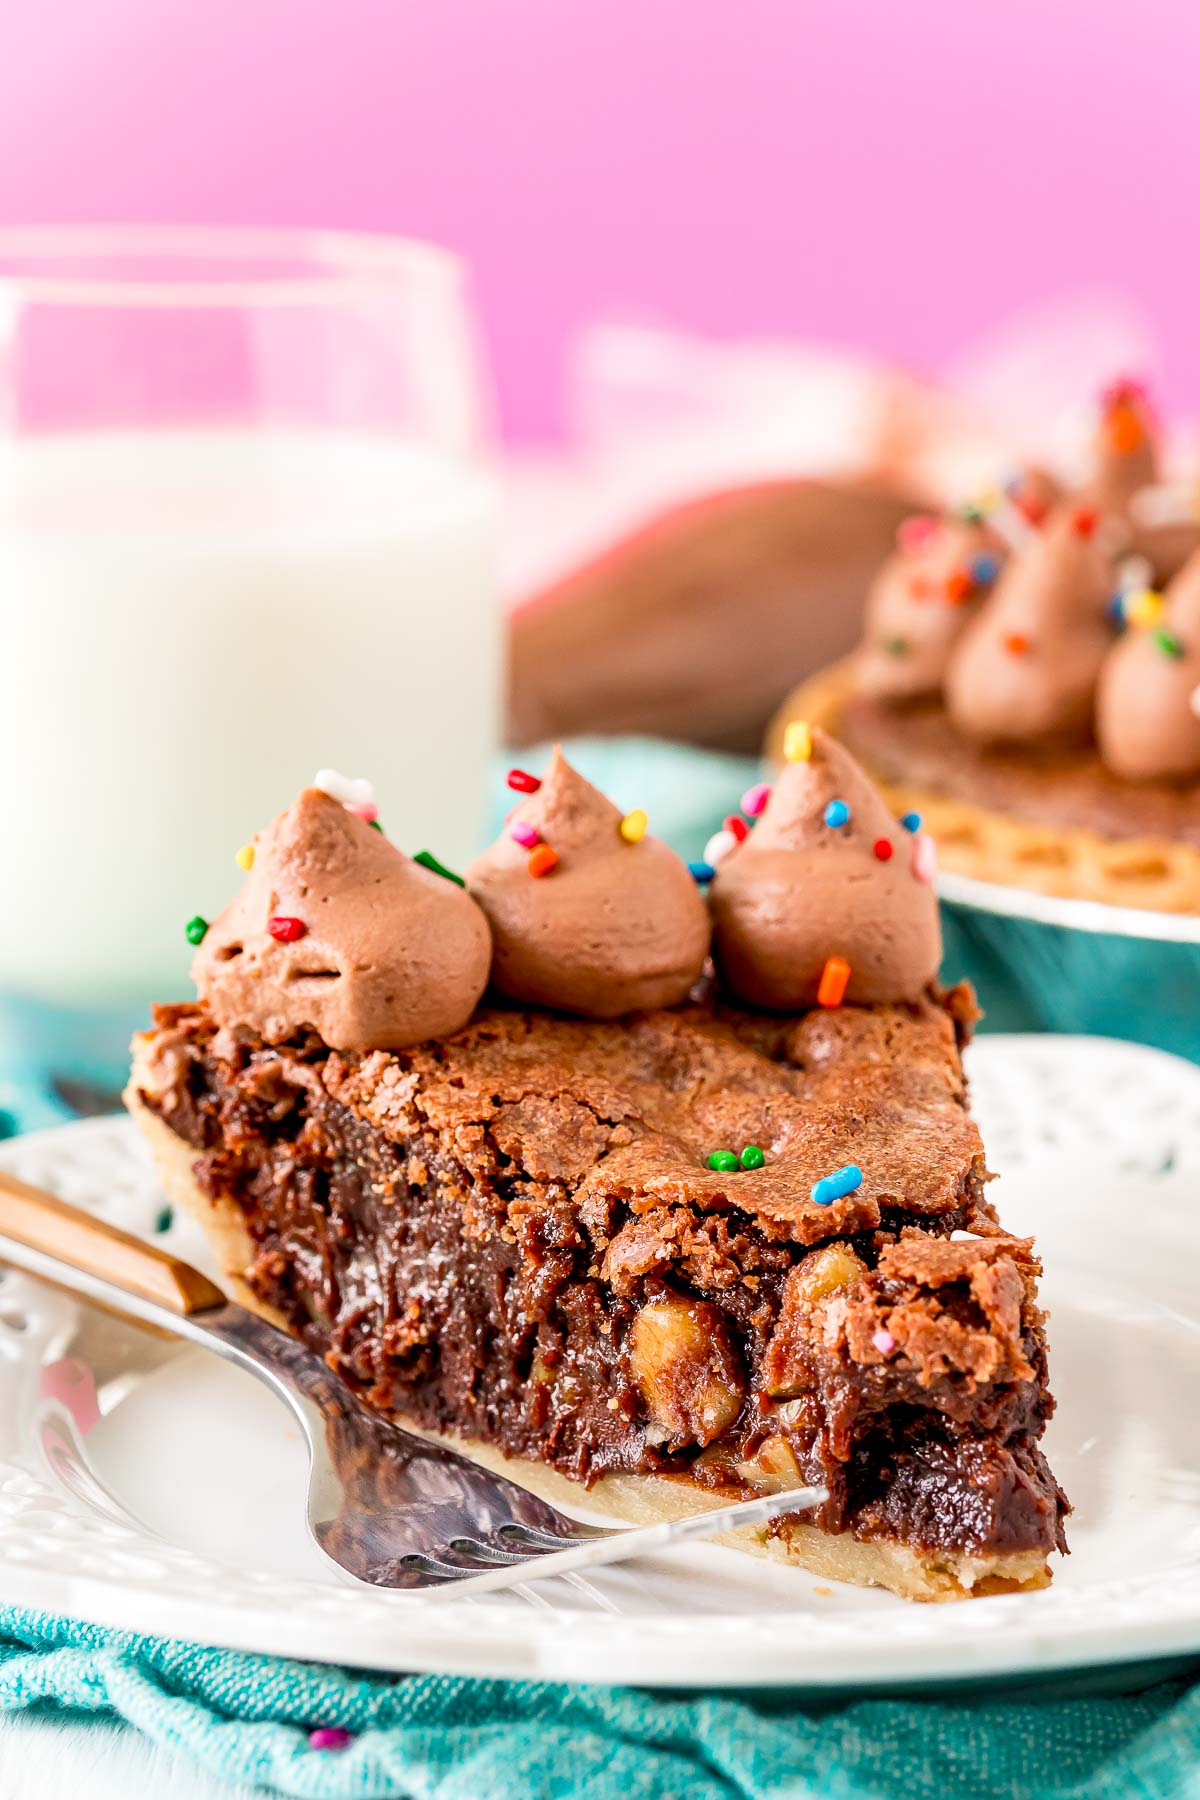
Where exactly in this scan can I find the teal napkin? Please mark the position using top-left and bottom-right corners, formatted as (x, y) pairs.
(0, 1608), (1197, 1799)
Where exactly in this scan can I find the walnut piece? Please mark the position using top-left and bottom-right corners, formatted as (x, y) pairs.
(628, 1294), (744, 1446)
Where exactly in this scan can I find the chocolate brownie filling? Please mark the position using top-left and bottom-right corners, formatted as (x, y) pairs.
(840, 690), (1200, 846)
(135, 992), (1068, 1563)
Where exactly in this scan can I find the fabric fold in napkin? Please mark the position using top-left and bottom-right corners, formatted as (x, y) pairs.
(1, 1608), (1198, 1800)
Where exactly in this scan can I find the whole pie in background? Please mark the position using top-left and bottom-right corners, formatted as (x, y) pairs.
(768, 382), (1200, 915)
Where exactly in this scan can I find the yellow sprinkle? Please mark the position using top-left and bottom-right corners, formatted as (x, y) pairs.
(1126, 588), (1164, 629)
(978, 485), (1004, 513)
(236, 843), (255, 872)
(783, 719), (813, 762)
(619, 808), (648, 844)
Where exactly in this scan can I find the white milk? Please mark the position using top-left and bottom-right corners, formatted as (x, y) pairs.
(0, 431), (498, 1003)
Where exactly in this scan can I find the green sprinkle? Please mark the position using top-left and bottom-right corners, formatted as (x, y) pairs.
(881, 635), (908, 657)
(1154, 629), (1184, 659)
(184, 915), (208, 946)
(707, 1149), (739, 1173)
(369, 819), (384, 833)
(414, 849), (465, 887)
(958, 502), (984, 526)
(739, 1144), (765, 1170)
(154, 1206), (174, 1235)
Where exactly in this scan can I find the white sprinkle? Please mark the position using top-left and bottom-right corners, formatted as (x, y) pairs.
(912, 833), (938, 885)
(703, 828), (739, 868)
(314, 769), (376, 810)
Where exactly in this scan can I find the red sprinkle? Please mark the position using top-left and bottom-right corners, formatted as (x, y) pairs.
(723, 814), (749, 843)
(1004, 632), (1031, 656)
(268, 916), (307, 943)
(528, 845), (558, 878)
(944, 568), (972, 604)
(1071, 507), (1098, 539)
(507, 768), (541, 794)
(872, 837), (894, 862)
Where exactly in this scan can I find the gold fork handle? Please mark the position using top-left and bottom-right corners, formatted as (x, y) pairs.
(0, 1168), (226, 1317)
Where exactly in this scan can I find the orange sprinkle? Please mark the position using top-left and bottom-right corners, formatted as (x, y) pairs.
(945, 568), (972, 604)
(1004, 632), (1031, 656)
(528, 845), (558, 878)
(1106, 405), (1143, 456)
(909, 575), (932, 601)
(817, 955), (851, 1008)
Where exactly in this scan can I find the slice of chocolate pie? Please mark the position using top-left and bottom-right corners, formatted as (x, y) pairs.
(127, 744), (1068, 1601)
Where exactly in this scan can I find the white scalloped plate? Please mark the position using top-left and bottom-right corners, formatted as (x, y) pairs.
(1, 1034), (1199, 1690)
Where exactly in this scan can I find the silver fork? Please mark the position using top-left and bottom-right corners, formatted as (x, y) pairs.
(0, 1169), (824, 1595)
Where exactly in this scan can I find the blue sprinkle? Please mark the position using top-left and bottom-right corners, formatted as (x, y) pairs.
(900, 811), (921, 833)
(823, 799), (850, 829)
(689, 861), (716, 885)
(1108, 592), (1126, 627)
(970, 552), (1001, 585)
(811, 1164), (863, 1207)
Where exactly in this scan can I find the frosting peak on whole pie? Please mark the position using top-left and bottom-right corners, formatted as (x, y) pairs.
(126, 747), (1069, 1602)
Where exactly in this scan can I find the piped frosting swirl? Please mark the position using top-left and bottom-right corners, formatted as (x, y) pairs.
(856, 513), (1002, 703)
(466, 748), (710, 1017)
(710, 728), (942, 1008)
(193, 788), (492, 1050)
(944, 505), (1114, 744)
(1096, 547), (1200, 781)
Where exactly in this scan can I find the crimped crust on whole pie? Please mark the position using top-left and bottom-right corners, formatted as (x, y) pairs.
(127, 990), (1068, 1603)
(768, 658), (1200, 913)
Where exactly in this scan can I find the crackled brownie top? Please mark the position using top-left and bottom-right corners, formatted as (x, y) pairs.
(145, 981), (985, 1247)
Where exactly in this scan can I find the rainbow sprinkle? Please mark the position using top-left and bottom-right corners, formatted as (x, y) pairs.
(308, 1728), (353, 1753)
(872, 1329), (896, 1355)
(897, 514), (939, 554)
(783, 719), (813, 763)
(235, 843), (255, 872)
(707, 1149), (739, 1172)
(268, 916), (307, 943)
(970, 551), (1001, 585)
(873, 837), (893, 862)
(817, 955), (851, 1008)
(620, 808), (648, 843)
(507, 768), (541, 794)
(184, 915), (208, 947)
(528, 845), (558, 878)
(823, 799), (850, 828)
(1126, 589), (1165, 629)
(913, 834), (937, 884)
(414, 850), (465, 887)
(510, 820), (539, 848)
(689, 860), (716, 885)
(811, 1164), (863, 1207)
(739, 1145), (765, 1170)
(741, 781), (771, 818)
(1154, 629), (1184, 659)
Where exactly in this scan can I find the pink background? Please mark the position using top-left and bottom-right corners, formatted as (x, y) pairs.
(4, 0), (1198, 441)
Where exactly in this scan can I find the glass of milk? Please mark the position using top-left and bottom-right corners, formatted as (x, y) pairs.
(0, 226), (498, 1111)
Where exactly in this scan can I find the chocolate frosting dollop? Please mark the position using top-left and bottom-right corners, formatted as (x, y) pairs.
(944, 505), (1114, 744)
(710, 729), (941, 1008)
(193, 788), (491, 1050)
(465, 748), (710, 1018)
(856, 514), (1002, 703)
(1096, 548), (1200, 781)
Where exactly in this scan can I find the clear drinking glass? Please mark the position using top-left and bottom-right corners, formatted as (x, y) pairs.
(0, 226), (498, 1117)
